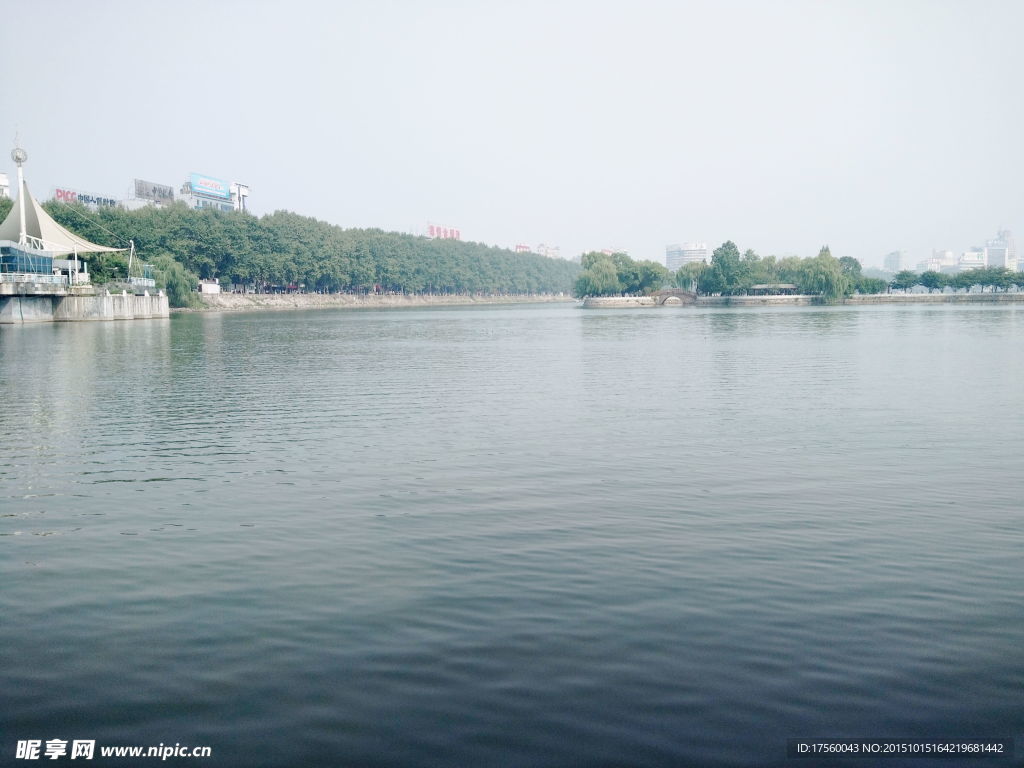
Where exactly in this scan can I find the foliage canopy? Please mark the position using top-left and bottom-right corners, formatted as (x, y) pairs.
(888, 266), (1023, 292)
(573, 252), (669, 297)
(32, 201), (579, 305)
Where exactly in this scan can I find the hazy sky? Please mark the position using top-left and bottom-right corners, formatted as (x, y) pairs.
(4, 0), (1022, 267)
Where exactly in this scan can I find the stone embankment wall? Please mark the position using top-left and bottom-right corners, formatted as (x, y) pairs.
(0, 292), (169, 324)
(697, 295), (815, 307)
(580, 296), (658, 308)
(191, 293), (574, 312)
(844, 293), (1024, 304)
(581, 295), (811, 307)
(581, 293), (1024, 309)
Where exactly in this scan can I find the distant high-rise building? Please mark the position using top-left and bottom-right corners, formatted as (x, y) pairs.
(666, 245), (682, 270)
(666, 242), (710, 271)
(0, 172), (9, 199)
(997, 229), (1016, 263)
(933, 250), (958, 274)
(985, 229), (1017, 271)
(985, 245), (1011, 269)
(959, 250), (985, 272)
(883, 251), (905, 273)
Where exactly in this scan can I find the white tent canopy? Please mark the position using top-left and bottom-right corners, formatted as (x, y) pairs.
(0, 178), (124, 255)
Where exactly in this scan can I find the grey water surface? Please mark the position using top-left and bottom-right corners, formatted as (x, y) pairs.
(2, 303), (1022, 767)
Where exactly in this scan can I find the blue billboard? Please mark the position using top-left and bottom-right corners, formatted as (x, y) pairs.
(190, 172), (231, 200)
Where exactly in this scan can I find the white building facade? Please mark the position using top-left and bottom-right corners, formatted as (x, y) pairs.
(666, 242), (710, 271)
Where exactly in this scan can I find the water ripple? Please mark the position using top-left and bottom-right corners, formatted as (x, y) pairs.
(2, 305), (1023, 767)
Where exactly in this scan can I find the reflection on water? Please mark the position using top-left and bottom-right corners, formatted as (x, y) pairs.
(2, 304), (1022, 767)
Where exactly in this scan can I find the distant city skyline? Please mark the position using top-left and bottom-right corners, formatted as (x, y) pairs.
(911, 228), (1018, 274)
(3, 0), (1022, 269)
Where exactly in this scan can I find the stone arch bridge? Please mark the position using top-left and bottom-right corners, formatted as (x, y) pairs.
(651, 288), (698, 305)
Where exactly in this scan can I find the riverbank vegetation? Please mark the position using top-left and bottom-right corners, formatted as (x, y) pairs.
(680, 243), (1024, 299)
(572, 252), (669, 298)
(572, 242), (887, 301)
(6, 197), (1019, 306)
(888, 267), (1024, 292)
(681, 243), (887, 301)
(0, 197), (579, 307)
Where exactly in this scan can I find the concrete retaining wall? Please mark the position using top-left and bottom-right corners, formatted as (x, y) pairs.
(0, 292), (169, 324)
(0, 296), (56, 323)
(580, 296), (658, 308)
(53, 292), (169, 321)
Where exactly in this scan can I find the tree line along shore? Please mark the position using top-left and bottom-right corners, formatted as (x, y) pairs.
(0, 197), (578, 308)
(4, 196), (1018, 310)
(573, 243), (1024, 301)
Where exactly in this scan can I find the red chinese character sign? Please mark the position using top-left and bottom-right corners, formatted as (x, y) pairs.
(426, 223), (461, 240)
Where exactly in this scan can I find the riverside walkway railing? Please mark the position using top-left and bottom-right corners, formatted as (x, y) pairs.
(0, 272), (68, 286)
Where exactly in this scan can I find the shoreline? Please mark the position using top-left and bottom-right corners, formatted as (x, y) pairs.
(175, 292), (576, 314)
(582, 293), (1024, 308)
(172, 291), (1024, 315)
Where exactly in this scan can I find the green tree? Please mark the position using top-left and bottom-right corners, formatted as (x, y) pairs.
(889, 270), (919, 292)
(797, 247), (851, 301)
(956, 266), (1012, 292)
(85, 251), (130, 284)
(838, 256), (863, 280)
(573, 253), (621, 297)
(699, 241), (743, 295)
(775, 256), (804, 285)
(855, 276), (888, 294)
(38, 201), (581, 298)
(742, 249), (776, 287)
(610, 252), (641, 293)
(918, 271), (947, 291)
(151, 253), (201, 308)
(634, 260), (670, 294)
(675, 261), (706, 290)
(987, 266), (1015, 291)
(574, 252), (667, 296)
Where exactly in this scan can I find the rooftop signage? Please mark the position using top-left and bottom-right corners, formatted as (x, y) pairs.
(134, 179), (174, 203)
(428, 223), (460, 240)
(189, 172), (231, 200)
(52, 187), (119, 208)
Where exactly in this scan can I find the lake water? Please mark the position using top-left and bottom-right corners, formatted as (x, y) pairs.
(2, 303), (1022, 767)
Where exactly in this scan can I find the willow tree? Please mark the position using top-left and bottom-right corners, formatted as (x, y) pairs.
(573, 253), (622, 297)
(798, 246), (851, 301)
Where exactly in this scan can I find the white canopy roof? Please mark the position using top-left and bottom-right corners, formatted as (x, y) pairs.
(0, 178), (123, 255)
